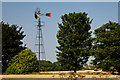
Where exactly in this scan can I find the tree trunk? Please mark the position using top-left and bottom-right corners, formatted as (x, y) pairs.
(74, 69), (76, 73)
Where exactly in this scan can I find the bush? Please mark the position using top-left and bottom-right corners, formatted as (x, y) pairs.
(6, 49), (38, 74)
(39, 60), (54, 71)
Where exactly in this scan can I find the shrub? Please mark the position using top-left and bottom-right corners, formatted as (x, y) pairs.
(6, 49), (38, 74)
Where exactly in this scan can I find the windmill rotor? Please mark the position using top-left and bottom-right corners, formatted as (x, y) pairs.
(34, 8), (41, 20)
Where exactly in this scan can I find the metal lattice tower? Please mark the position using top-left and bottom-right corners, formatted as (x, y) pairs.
(34, 8), (51, 73)
(35, 25), (46, 61)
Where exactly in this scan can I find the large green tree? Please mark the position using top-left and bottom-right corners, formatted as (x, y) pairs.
(92, 21), (120, 73)
(1, 22), (26, 72)
(56, 12), (92, 72)
(6, 49), (38, 74)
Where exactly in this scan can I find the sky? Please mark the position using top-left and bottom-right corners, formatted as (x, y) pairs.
(2, 2), (118, 62)
(1, 0), (120, 2)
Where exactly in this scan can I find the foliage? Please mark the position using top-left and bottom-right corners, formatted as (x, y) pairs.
(40, 60), (74, 71)
(53, 61), (70, 71)
(6, 49), (38, 74)
(85, 66), (95, 70)
(1, 21), (26, 72)
(52, 62), (62, 71)
(56, 12), (92, 72)
(39, 61), (64, 71)
(92, 21), (120, 73)
(39, 60), (54, 71)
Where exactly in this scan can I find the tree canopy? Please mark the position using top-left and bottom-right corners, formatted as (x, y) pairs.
(56, 12), (92, 72)
(1, 21), (26, 72)
(6, 49), (38, 74)
(92, 21), (120, 73)
(39, 60), (53, 71)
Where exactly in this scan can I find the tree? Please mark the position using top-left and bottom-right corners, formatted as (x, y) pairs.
(1, 21), (26, 72)
(39, 60), (54, 71)
(6, 49), (38, 74)
(92, 21), (120, 73)
(52, 61), (65, 71)
(56, 12), (92, 72)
